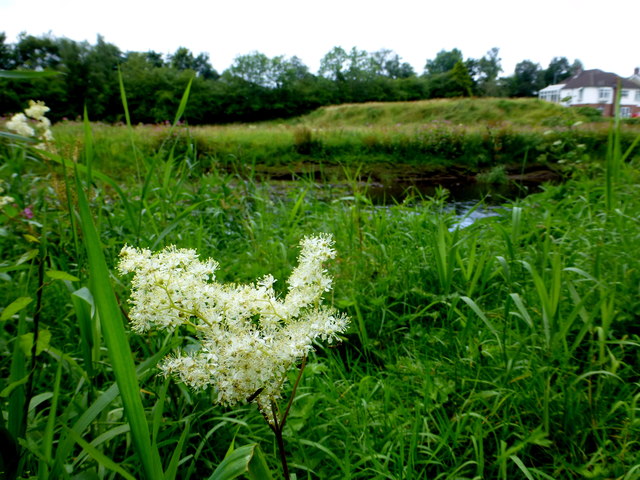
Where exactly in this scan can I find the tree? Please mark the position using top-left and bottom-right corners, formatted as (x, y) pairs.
(426, 60), (473, 98)
(276, 56), (311, 85)
(13, 33), (61, 70)
(449, 60), (474, 97)
(141, 50), (165, 68)
(369, 49), (415, 79)
(425, 48), (463, 75)
(570, 59), (584, 75)
(169, 47), (195, 71)
(507, 60), (544, 97)
(544, 57), (572, 85)
(192, 52), (218, 80)
(318, 46), (372, 82)
(55, 37), (91, 117)
(470, 47), (503, 96)
(169, 47), (218, 79)
(225, 51), (274, 87)
(84, 36), (122, 119)
(0, 32), (13, 69)
(318, 46), (348, 81)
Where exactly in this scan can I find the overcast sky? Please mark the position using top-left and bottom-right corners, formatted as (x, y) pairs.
(2, 0), (638, 78)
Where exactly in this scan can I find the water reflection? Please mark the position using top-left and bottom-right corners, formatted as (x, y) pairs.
(446, 201), (502, 229)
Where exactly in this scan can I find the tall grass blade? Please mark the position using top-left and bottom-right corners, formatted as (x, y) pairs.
(509, 455), (535, 480)
(37, 361), (62, 480)
(82, 106), (94, 183)
(605, 84), (622, 211)
(164, 422), (191, 480)
(117, 67), (142, 183)
(50, 348), (168, 478)
(208, 444), (274, 480)
(73, 171), (164, 479)
(7, 309), (29, 441)
(460, 296), (500, 344)
(118, 67), (132, 129)
(0, 70), (61, 79)
(172, 76), (193, 127)
(69, 287), (97, 378)
(65, 428), (137, 480)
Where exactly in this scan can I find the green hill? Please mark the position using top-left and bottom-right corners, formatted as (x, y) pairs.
(295, 97), (598, 128)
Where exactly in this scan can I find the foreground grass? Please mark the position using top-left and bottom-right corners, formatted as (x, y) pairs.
(1, 117), (639, 479)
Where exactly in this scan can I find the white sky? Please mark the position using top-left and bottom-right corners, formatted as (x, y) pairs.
(1, 0), (638, 78)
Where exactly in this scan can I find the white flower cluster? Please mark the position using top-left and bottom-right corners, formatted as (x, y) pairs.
(119, 234), (349, 416)
(5, 100), (54, 148)
(0, 185), (14, 208)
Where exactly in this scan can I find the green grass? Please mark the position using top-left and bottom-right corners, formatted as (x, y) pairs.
(296, 97), (593, 128)
(1, 99), (639, 479)
(44, 98), (640, 186)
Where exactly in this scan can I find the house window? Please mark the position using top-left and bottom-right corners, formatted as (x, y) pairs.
(540, 90), (561, 103)
(621, 90), (630, 98)
(577, 88), (583, 103)
(636, 90), (640, 102)
(598, 88), (611, 102)
(620, 107), (631, 118)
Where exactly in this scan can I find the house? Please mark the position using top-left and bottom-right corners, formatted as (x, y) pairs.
(538, 68), (640, 117)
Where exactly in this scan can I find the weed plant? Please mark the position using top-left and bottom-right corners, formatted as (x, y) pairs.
(0, 99), (639, 479)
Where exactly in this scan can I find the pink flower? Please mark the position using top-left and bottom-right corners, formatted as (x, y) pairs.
(21, 207), (34, 219)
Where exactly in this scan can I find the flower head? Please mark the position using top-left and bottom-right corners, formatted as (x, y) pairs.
(119, 234), (348, 417)
(6, 113), (35, 137)
(0, 185), (15, 208)
(24, 100), (50, 120)
(5, 100), (54, 148)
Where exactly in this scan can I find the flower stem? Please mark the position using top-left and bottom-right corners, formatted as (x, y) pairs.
(270, 400), (290, 480)
(267, 357), (307, 480)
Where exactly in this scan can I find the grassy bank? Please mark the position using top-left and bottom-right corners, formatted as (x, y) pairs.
(1, 99), (639, 479)
(44, 98), (640, 185)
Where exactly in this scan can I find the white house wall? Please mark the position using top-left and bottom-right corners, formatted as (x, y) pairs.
(562, 87), (614, 106)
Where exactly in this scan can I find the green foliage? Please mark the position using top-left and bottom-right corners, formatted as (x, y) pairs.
(0, 33), (597, 124)
(477, 164), (508, 184)
(208, 444), (273, 480)
(45, 99), (640, 182)
(424, 48), (464, 75)
(506, 60), (545, 97)
(1, 80), (639, 480)
(574, 106), (603, 121)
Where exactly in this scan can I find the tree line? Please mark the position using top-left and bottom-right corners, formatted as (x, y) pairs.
(0, 33), (583, 124)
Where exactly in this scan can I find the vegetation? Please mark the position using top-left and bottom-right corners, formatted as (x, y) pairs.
(45, 98), (638, 180)
(1, 87), (639, 480)
(1, 32), (585, 124)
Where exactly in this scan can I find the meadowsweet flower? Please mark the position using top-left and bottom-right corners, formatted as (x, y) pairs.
(119, 234), (349, 420)
(24, 100), (50, 120)
(6, 113), (35, 137)
(0, 195), (15, 208)
(5, 100), (54, 148)
(0, 186), (15, 208)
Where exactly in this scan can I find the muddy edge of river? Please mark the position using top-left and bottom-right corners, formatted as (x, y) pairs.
(245, 162), (564, 203)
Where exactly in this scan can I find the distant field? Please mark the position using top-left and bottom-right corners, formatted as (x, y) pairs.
(48, 98), (640, 184)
